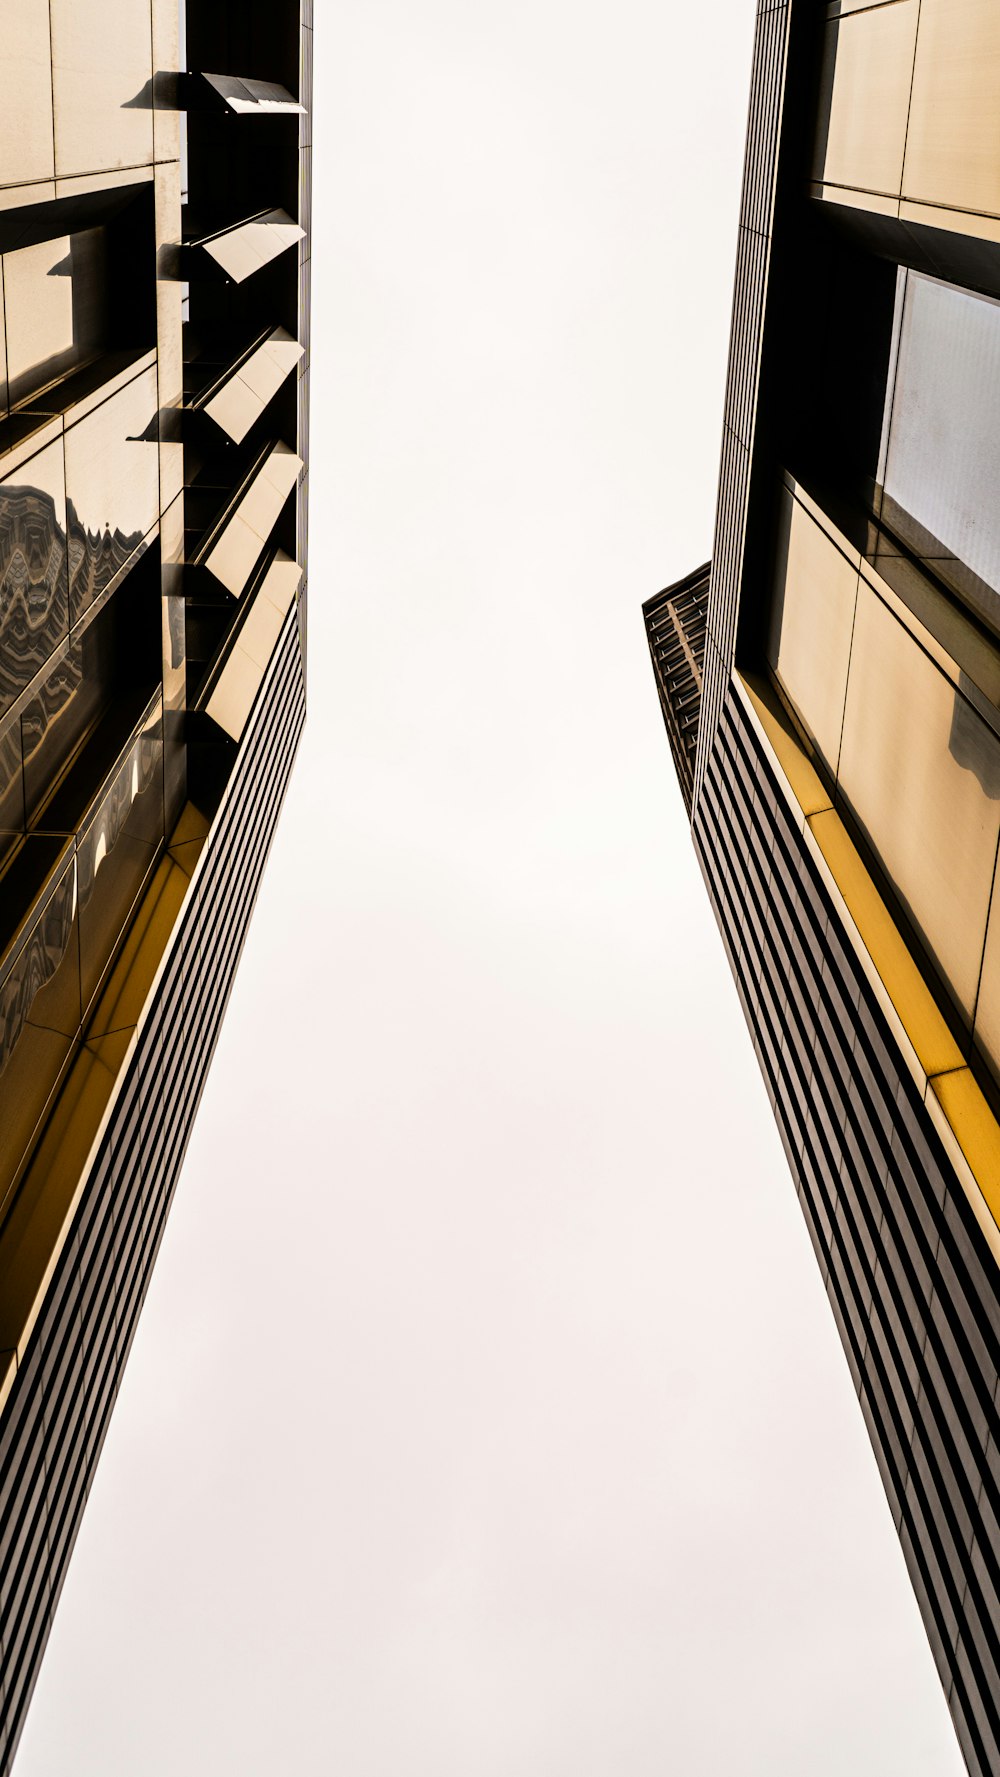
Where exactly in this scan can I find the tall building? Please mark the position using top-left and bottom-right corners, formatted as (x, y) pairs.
(0, 3), (310, 1766)
(647, 7), (1000, 1773)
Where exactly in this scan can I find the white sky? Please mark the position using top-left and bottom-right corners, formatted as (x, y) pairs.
(16, 4), (967, 1772)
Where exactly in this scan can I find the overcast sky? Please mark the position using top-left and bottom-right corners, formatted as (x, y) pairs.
(16, 4), (967, 1773)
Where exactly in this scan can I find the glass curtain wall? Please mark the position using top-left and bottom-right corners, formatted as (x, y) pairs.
(767, 270), (1000, 1085)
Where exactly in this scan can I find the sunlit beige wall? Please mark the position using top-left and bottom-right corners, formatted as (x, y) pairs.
(768, 482), (1000, 1079)
(813, 0), (1000, 245)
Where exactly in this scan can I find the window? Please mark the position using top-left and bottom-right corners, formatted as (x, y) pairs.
(879, 269), (1000, 637)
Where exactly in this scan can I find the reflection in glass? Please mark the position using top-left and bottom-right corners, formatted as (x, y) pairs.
(0, 835), (81, 1219)
(838, 580), (1000, 1019)
(20, 639), (103, 826)
(0, 441), (69, 715)
(951, 677), (1000, 799)
(880, 272), (1000, 636)
(4, 239), (76, 408)
(769, 487), (1000, 1051)
(0, 853), (76, 1075)
(65, 367), (159, 621)
(3, 231), (110, 411)
(76, 697), (163, 1008)
(0, 716), (24, 847)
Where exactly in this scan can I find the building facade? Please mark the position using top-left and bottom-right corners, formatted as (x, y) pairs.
(646, 6), (1000, 1773)
(0, 3), (311, 1766)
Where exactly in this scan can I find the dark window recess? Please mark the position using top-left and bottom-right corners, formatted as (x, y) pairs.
(0, 185), (156, 439)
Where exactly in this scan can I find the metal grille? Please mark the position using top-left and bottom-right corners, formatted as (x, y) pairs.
(642, 564), (709, 816)
(695, 694), (1000, 1777)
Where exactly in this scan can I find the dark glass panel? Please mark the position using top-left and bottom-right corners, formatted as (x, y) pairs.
(64, 367), (159, 624)
(75, 697), (163, 1009)
(0, 440), (69, 717)
(881, 272), (1000, 639)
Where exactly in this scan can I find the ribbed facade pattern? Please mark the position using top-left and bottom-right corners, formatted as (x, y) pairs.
(695, 697), (1000, 1775)
(0, 0), (311, 1758)
(654, 3), (1000, 1772)
(0, 611), (304, 1777)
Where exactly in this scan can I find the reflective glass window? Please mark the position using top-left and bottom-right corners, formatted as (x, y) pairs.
(0, 715), (24, 842)
(3, 231), (109, 412)
(880, 271), (1000, 637)
(64, 366), (159, 622)
(4, 240), (76, 409)
(0, 439), (69, 715)
(21, 638), (100, 826)
(75, 697), (163, 1009)
(0, 290), (6, 423)
(0, 838), (80, 1218)
(837, 579), (1000, 1020)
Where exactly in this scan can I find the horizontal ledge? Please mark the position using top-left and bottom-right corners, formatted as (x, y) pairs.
(194, 441), (303, 599)
(183, 209), (304, 284)
(195, 72), (304, 117)
(204, 552), (302, 741)
(196, 328), (304, 445)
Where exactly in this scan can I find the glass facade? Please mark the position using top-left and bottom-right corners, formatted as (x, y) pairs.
(0, 1), (311, 1766)
(769, 480), (1000, 1080)
(768, 238), (1000, 1093)
(769, 171), (1000, 1103)
(648, 2), (1000, 1768)
(0, 0), (309, 1234)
